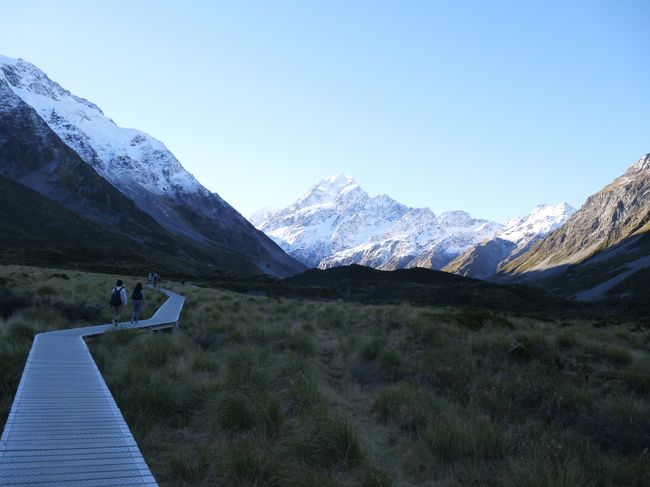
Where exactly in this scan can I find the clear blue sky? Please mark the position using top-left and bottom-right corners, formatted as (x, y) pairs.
(2, 1), (649, 222)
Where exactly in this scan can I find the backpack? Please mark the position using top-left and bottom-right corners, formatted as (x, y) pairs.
(132, 288), (143, 300)
(110, 287), (122, 306)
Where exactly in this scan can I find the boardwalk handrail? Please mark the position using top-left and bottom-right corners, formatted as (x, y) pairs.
(0, 287), (185, 486)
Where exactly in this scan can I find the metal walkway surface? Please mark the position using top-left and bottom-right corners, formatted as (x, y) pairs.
(0, 288), (185, 486)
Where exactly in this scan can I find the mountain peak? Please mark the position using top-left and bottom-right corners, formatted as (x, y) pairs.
(529, 202), (576, 218)
(316, 173), (357, 191)
(626, 153), (650, 176)
(499, 202), (575, 244)
(250, 207), (280, 227)
(435, 210), (474, 227)
(0, 54), (20, 66)
(255, 173), (502, 269)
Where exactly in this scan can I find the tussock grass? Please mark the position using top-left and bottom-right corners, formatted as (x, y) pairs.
(293, 413), (363, 468)
(374, 385), (437, 433)
(425, 413), (509, 463)
(601, 345), (634, 366)
(2, 263), (649, 485)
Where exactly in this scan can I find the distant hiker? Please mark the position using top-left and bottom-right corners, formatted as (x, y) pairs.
(152, 273), (159, 288)
(110, 280), (127, 326)
(147, 272), (154, 287)
(155, 273), (162, 288)
(131, 282), (146, 324)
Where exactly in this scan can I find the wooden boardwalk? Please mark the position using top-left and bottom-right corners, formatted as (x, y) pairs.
(0, 288), (184, 486)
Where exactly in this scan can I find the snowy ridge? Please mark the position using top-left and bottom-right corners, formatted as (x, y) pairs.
(0, 54), (304, 277)
(443, 202), (576, 278)
(0, 55), (211, 201)
(626, 153), (650, 176)
(250, 207), (280, 227)
(497, 203), (575, 246)
(252, 175), (503, 270)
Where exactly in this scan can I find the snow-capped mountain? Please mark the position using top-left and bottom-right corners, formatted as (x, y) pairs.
(0, 55), (203, 200)
(252, 174), (502, 270)
(250, 207), (280, 228)
(498, 203), (576, 246)
(0, 54), (303, 277)
(444, 203), (576, 278)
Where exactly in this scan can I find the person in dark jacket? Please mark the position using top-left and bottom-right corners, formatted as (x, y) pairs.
(110, 280), (127, 326)
(131, 282), (146, 324)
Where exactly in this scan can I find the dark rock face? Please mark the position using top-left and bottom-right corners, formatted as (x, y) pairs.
(502, 154), (650, 275)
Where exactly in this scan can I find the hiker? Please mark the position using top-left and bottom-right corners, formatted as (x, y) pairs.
(147, 272), (154, 287)
(131, 282), (146, 324)
(152, 272), (158, 288)
(110, 280), (127, 326)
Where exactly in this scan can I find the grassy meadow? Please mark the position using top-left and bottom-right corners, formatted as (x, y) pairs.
(1, 264), (649, 485)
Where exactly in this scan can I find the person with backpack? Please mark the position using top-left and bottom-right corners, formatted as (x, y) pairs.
(131, 282), (146, 324)
(110, 280), (127, 326)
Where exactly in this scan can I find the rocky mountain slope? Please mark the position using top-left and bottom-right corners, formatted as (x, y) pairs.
(252, 174), (502, 269)
(502, 154), (650, 275)
(0, 54), (303, 277)
(499, 153), (650, 301)
(0, 76), (268, 275)
(444, 203), (575, 278)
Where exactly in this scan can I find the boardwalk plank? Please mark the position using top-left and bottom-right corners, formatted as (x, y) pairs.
(0, 288), (184, 486)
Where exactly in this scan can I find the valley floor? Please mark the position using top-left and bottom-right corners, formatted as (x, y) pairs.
(1, 265), (649, 485)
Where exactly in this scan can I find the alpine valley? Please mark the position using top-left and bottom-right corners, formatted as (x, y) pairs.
(0, 54), (304, 277)
(2, 50), (650, 487)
